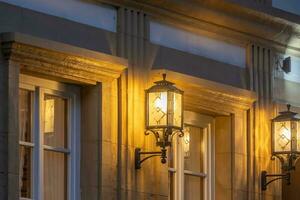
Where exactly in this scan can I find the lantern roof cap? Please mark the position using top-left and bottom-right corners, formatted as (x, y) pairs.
(272, 104), (300, 121)
(146, 73), (183, 93)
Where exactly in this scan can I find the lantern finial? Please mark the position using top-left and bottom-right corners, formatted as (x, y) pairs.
(162, 73), (166, 81)
(287, 104), (291, 111)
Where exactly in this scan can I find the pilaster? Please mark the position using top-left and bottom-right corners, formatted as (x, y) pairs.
(0, 44), (20, 200)
(247, 44), (281, 199)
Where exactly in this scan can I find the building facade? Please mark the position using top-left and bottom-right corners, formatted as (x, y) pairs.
(0, 0), (300, 199)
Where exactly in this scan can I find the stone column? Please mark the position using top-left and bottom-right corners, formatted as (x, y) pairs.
(0, 42), (20, 200)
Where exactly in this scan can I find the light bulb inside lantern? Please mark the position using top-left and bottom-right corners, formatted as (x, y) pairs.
(154, 92), (167, 113)
(275, 121), (292, 151)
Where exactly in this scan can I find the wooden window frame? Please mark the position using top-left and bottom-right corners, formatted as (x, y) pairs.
(169, 111), (215, 200)
(19, 75), (81, 200)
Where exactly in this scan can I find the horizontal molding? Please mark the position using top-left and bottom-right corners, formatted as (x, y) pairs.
(1, 32), (127, 84)
(150, 69), (256, 115)
(98, 0), (300, 56)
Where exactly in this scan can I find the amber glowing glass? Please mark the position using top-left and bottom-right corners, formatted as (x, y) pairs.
(146, 90), (183, 129)
(272, 105), (300, 155)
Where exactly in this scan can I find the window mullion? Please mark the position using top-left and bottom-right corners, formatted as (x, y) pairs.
(33, 87), (43, 200)
(177, 136), (184, 200)
(183, 170), (207, 178)
(19, 141), (34, 147)
(43, 145), (70, 154)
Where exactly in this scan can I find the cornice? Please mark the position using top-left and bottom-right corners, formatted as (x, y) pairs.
(98, 0), (300, 56)
(1, 33), (127, 85)
(150, 69), (256, 115)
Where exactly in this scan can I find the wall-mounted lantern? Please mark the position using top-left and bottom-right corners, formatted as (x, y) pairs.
(135, 74), (184, 169)
(276, 56), (291, 73)
(261, 104), (300, 190)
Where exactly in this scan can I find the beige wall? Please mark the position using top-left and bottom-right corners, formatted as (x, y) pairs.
(1, 1), (299, 200)
(215, 116), (232, 200)
(282, 106), (300, 200)
(283, 161), (300, 200)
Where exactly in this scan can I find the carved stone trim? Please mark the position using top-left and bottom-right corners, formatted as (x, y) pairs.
(1, 33), (127, 85)
(150, 70), (256, 114)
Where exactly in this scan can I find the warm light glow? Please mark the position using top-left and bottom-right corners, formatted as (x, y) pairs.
(145, 74), (184, 149)
(298, 122), (300, 151)
(172, 93), (182, 127)
(148, 92), (168, 126)
(183, 127), (190, 158)
(154, 92), (167, 114)
(274, 121), (291, 152)
(44, 98), (55, 134)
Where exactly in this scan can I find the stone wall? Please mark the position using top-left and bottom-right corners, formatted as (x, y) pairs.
(0, 2), (293, 200)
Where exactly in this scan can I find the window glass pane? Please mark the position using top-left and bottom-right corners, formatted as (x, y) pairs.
(43, 95), (68, 148)
(184, 126), (204, 172)
(19, 89), (32, 142)
(184, 174), (204, 200)
(19, 146), (32, 198)
(44, 151), (68, 200)
(297, 121), (300, 152)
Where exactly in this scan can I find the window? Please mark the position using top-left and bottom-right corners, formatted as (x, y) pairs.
(273, 0), (300, 16)
(169, 112), (214, 200)
(0, 0), (117, 32)
(150, 21), (246, 68)
(19, 75), (80, 200)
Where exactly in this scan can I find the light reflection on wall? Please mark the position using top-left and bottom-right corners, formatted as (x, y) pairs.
(183, 126), (190, 158)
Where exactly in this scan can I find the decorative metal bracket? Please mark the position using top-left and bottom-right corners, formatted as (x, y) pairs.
(145, 129), (184, 149)
(261, 171), (291, 191)
(271, 154), (299, 171)
(135, 148), (167, 169)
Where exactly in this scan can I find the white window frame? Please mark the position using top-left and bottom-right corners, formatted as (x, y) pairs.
(19, 74), (81, 200)
(169, 111), (215, 200)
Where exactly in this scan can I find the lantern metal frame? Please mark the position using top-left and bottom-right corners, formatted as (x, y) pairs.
(261, 104), (300, 191)
(135, 74), (184, 169)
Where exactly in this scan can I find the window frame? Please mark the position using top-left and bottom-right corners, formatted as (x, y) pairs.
(19, 75), (81, 200)
(169, 112), (215, 200)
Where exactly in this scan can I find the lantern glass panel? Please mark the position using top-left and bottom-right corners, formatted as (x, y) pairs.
(169, 92), (182, 127)
(148, 91), (168, 126)
(274, 121), (292, 153)
(296, 121), (300, 152)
